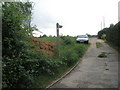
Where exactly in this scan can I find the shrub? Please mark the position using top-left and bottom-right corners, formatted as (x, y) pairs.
(60, 49), (78, 66)
(2, 56), (34, 88)
(2, 2), (90, 88)
(101, 34), (106, 40)
(98, 22), (120, 48)
(59, 42), (89, 67)
(61, 36), (75, 45)
(74, 44), (87, 57)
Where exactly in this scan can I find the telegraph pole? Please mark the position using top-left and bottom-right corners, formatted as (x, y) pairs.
(103, 16), (105, 28)
(56, 23), (59, 56)
(56, 23), (62, 56)
(101, 21), (102, 30)
(118, 1), (120, 21)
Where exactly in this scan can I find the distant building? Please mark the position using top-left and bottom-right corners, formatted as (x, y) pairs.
(118, 1), (120, 22)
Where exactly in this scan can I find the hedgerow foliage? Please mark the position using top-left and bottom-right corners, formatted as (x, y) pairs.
(2, 2), (90, 88)
(2, 2), (60, 88)
(2, 2), (33, 88)
(60, 36), (88, 66)
(98, 22), (120, 48)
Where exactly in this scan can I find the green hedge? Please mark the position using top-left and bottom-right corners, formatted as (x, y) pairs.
(98, 22), (120, 49)
(2, 2), (90, 88)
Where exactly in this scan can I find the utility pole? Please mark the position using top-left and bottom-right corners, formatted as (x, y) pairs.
(103, 16), (105, 28)
(101, 21), (102, 30)
(118, 1), (120, 22)
(56, 23), (63, 56)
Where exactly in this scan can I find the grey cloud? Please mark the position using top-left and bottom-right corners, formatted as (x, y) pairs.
(31, 11), (56, 29)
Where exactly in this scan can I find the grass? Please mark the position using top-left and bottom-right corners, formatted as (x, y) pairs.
(98, 52), (107, 58)
(33, 65), (67, 88)
(96, 42), (102, 48)
(105, 41), (120, 53)
(39, 37), (56, 42)
(34, 64), (73, 88)
(33, 36), (90, 88)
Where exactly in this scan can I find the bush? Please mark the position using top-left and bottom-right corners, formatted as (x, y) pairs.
(59, 41), (89, 67)
(60, 49), (78, 66)
(2, 56), (34, 88)
(61, 36), (75, 45)
(74, 44), (87, 57)
(2, 2), (90, 88)
(22, 49), (60, 76)
(2, 2), (59, 88)
(101, 34), (106, 40)
(98, 22), (120, 48)
(2, 49), (60, 88)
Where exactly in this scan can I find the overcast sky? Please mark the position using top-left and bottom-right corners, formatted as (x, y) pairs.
(30, 0), (119, 37)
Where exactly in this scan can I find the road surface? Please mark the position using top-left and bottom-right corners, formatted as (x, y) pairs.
(51, 38), (119, 88)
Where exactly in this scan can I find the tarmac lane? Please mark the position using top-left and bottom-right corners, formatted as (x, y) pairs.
(50, 38), (118, 88)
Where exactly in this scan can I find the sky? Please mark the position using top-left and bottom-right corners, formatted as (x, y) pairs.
(30, 0), (119, 37)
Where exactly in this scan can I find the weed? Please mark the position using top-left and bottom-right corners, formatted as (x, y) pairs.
(98, 52), (107, 58)
(96, 42), (102, 48)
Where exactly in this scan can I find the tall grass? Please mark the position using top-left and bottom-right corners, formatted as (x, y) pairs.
(39, 36), (56, 42)
(33, 36), (90, 88)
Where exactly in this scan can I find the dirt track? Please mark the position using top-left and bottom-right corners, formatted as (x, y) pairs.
(51, 38), (118, 88)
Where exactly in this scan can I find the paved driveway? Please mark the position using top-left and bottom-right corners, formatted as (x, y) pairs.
(51, 38), (119, 88)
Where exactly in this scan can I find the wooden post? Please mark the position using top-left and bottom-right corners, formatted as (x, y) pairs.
(56, 23), (59, 56)
(56, 23), (62, 56)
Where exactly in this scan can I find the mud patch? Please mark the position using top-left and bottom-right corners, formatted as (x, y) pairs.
(31, 38), (56, 55)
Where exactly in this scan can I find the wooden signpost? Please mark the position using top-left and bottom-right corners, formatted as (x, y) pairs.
(56, 23), (63, 56)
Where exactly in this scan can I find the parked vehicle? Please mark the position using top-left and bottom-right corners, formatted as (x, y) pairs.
(76, 35), (89, 44)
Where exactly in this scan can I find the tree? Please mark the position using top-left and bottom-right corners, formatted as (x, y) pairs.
(98, 22), (120, 49)
(42, 34), (47, 37)
(86, 33), (91, 37)
(2, 2), (33, 57)
(2, 2), (34, 88)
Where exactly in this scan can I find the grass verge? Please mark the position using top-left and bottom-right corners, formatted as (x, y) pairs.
(96, 42), (102, 48)
(105, 41), (120, 53)
(33, 65), (69, 88)
(39, 37), (56, 42)
(33, 36), (90, 88)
